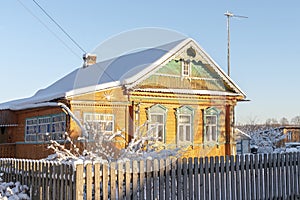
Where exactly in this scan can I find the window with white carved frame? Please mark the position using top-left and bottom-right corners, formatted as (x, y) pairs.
(176, 106), (194, 145)
(147, 104), (167, 142)
(83, 113), (114, 140)
(204, 107), (220, 144)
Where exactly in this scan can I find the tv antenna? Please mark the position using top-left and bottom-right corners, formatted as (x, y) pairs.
(224, 11), (248, 77)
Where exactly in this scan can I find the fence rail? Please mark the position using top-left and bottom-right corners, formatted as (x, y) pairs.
(0, 152), (300, 199)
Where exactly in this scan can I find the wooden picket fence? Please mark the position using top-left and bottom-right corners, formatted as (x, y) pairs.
(0, 152), (300, 199)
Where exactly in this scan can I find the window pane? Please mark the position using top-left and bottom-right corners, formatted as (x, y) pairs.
(151, 114), (163, 123)
(186, 125), (191, 141)
(179, 115), (191, 123)
(179, 126), (184, 141)
(157, 125), (163, 141)
(206, 125), (211, 141)
(212, 126), (217, 141)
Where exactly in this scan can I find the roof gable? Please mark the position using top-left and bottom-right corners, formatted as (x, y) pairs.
(126, 39), (245, 97)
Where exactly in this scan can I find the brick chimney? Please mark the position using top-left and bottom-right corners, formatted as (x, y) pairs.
(83, 53), (97, 68)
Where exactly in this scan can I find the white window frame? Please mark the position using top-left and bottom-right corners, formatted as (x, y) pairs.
(176, 106), (194, 146)
(147, 104), (167, 142)
(205, 115), (218, 142)
(181, 60), (191, 77)
(25, 113), (66, 143)
(148, 113), (165, 142)
(83, 113), (114, 140)
(178, 114), (192, 143)
(204, 107), (220, 144)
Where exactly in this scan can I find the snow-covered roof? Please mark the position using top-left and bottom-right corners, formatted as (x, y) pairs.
(0, 38), (246, 110)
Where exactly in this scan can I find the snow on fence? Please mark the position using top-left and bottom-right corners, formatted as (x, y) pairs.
(0, 152), (300, 200)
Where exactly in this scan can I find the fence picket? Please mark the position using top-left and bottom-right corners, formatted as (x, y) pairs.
(272, 153), (277, 198)
(177, 158), (182, 200)
(182, 158), (188, 199)
(220, 156), (225, 200)
(110, 162), (117, 200)
(292, 152), (297, 198)
(286, 153), (290, 198)
(215, 156), (220, 200)
(204, 157), (209, 200)
(139, 160), (145, 200)
(225, 156), (230, 200)
(165, 158), (170, 200)
(125, 161), (131, 200)
(210, 157), (215, 200)
(102, 163), (108, 200)
(118, 162), (124, 200)
(235, 155), (240, 200)
(86, 162), (93, 200)
(159, 159), (165, 200)
(188, 157), (193, 200)
(132, 160), (138, 200)
(194, 157), (199, 200)
(75, 163), (84, 200)
(240, 155), (245, 200)
(258, 154), (263, 199)
(254, 154), (259, 200)
(171, 158), (176, 199)
(296, 152), (300, 198)
(94, 162), (101, 200)
(230, 156), (236, 200)
(146, 159), (152, 199)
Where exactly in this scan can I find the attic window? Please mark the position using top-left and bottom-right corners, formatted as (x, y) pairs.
(181, 60), (191, 76)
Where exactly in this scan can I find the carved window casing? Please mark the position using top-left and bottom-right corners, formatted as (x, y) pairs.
(147, 104), (167, 142)
(204, 107), (221, 144)
(176, 106), (194, 146)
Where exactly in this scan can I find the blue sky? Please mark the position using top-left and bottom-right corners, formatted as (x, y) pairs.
(1, 1), (300, 124)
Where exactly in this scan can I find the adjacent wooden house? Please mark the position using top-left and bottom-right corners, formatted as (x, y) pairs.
(0, 38), (246, 159)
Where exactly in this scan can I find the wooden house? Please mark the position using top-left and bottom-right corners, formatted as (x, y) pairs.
(0, 38), (246, 159)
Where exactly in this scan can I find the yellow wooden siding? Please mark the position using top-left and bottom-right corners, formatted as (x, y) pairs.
(130, 91), (237, 157)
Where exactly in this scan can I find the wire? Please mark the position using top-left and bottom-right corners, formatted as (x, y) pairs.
(32, 0), (87, 54)
(17, 0), (117, 83)
(16, 0), (81, 59)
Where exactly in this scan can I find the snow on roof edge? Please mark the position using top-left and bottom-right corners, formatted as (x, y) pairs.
(134, 88), (243, 96)
(65, 81), (121, 98)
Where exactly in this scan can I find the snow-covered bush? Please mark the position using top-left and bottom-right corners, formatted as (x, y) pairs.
(46, 121), (181, 162)
(0, 173), (30, 200)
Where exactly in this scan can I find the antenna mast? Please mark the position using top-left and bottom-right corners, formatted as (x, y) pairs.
(224, 11), (248, 77)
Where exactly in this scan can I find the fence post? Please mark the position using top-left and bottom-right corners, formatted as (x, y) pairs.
(75, 161), (84, 200)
